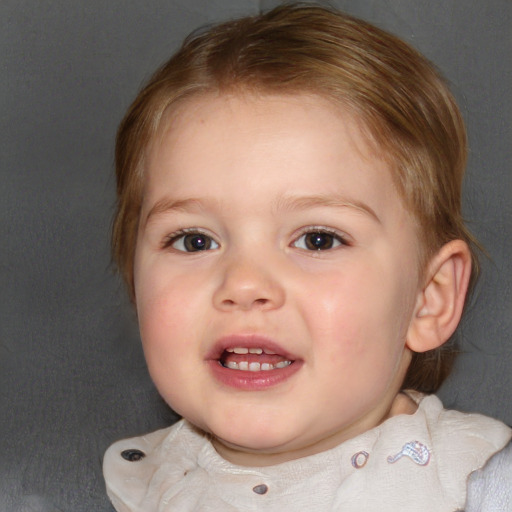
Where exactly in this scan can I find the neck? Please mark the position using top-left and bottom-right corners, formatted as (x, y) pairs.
(211, 391), (418, 467)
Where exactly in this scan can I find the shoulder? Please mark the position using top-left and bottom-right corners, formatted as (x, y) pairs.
(414, 394), (511, 474)
(371, 393), (511, 510)
(465, 440), (512, 512)
(421, 394), (511, 456)
(103, 420), (206, 512)
(331, 394), (511, 512)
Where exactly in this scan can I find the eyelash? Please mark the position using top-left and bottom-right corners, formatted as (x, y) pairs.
(162, 228), (219, 252)
(291, 227), (351, 251)
(161, 227), (351, 253)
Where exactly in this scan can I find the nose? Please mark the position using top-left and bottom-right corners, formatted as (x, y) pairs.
(212, 254), (286, 312)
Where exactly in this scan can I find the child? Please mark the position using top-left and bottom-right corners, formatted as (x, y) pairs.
(103, 4), (511, 511)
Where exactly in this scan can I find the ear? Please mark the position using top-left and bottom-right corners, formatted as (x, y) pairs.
(406, 240), (472, 353)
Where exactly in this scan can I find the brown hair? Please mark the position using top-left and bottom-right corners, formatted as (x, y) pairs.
(112, 3), (478, 393)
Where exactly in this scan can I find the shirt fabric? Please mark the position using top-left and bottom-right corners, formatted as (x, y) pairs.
(103, 393), (511, 512)
(465, 439), (512, 512)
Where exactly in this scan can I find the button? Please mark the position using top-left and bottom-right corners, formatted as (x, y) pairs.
(121, 449), (146, 461)
(252, 484), (268, 495)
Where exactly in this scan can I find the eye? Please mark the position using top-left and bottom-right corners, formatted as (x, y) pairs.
(165, 230), (219, 252)
(292, 229), (348, 251)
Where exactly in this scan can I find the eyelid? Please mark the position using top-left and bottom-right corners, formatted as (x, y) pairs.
(291, 226), (352, 249)
(162, 227), (220, 251)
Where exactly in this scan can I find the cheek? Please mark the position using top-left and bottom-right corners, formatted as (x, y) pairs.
(135, 276), (207, 414)
(135, 265), (204, 359)
(300, 261), (415, 356)
(136, 255), (203, 316)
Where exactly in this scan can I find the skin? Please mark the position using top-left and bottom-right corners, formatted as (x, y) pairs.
(133, 93), (426, 467)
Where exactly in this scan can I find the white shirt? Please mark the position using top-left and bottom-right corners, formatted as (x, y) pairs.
(103, 394), (511, 511)
(465, 439), (512, 511)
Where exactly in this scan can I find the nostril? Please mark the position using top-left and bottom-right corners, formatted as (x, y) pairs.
(220, 297), (269, 309)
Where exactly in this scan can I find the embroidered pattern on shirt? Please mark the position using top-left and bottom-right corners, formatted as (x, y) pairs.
(387, 441), (430, 466)
(351, 451), (369, 469)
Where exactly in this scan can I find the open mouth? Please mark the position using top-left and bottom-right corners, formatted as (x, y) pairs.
(219, 347), (293, 371)
(208, 337), (301, 389)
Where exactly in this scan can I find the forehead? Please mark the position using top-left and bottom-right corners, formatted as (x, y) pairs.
(152, 91), (383, 159)
(143, 92), (405, 223)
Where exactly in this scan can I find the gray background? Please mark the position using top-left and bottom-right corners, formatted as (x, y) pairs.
(1, 0), (510, 510)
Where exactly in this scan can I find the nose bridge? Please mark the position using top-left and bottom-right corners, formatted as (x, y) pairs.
(213, 247), (285, 311)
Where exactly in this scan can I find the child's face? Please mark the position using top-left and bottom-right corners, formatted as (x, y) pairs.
(134, 93), (424, 465)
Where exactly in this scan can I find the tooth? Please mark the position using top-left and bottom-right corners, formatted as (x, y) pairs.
(263, 349), (277, 355)
(238, 361), (249, 371)
(233, 348), (249, 354)
(226, 348), (234, 353)
(225, 361), (238, 369)
(261, 363), (273, 371)
(249, 348), (263, 354)
(249, 362), (261, 372)
(275, 361), (291, 369)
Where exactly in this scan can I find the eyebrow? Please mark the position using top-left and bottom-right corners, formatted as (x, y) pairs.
(273, 194), (381, 223)
(143, 197), (211, 228)
(143, 193), (381, 227)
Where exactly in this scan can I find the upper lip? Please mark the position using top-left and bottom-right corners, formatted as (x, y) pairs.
(206, 334), (299, 362)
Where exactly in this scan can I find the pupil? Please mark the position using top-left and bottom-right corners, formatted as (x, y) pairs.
(306, 232), (333, 250)
(185, 234), (209, 251)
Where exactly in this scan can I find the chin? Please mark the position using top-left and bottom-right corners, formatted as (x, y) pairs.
(215, 435), (293, 459)
(211, 421), (302, 453)
(181, 403), (309, 454)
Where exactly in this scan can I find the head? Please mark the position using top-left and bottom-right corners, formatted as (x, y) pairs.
(113, 3), (475, 429)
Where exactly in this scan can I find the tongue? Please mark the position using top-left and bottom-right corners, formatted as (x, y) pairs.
(221, 352), (290, 366)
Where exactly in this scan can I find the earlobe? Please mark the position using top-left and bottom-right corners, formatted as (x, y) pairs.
(406, 240), (472, 353)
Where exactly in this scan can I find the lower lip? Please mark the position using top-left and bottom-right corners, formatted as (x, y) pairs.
(207, 360), (302, 390)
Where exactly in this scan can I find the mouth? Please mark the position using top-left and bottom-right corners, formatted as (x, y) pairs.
(219, 347), (293, 371)
(207, 336), (301, 389)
